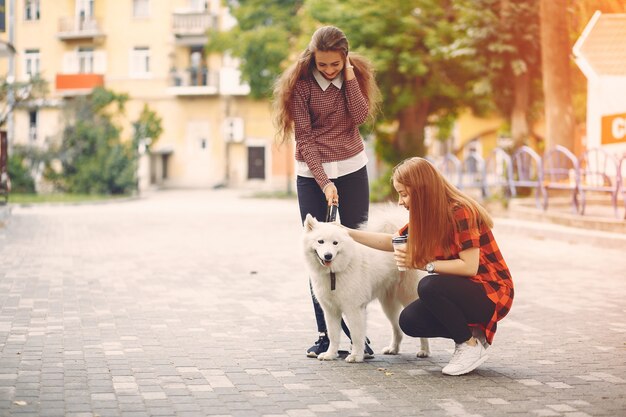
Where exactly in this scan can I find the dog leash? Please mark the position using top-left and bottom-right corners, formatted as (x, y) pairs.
(326, 203), (338, 291)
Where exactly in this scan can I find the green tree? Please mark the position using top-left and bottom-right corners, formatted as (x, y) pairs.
(7, 152), (36, 193)
(307, 0), (491, 162)
(457, 0), (542, 148)
(0, 75), (48, 126)
(48, 87), (137, 195)
(132, 103), (164, 150)
(207, 0), (305, 99)
(215, 0), (491, 164)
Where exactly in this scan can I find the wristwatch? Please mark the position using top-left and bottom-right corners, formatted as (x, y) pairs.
(425, 262), (435, 274)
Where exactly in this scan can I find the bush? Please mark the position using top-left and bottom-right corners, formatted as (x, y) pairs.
(7, 154), (36, 193)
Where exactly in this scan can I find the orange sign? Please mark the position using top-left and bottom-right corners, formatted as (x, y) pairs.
(601, 112), (626, 145)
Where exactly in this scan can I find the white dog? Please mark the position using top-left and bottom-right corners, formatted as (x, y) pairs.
(302, 205), (430, 363)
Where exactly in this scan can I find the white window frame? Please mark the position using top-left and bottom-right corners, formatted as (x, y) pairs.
(78, 47), (95, 73)
(133, 0), (150, 18)
(130, 47), (151, 78)
(24, 0), (41, 21)
(190, 0), (208, 12)
(24, 49), (41, 79)
(76, 0), (95, 19)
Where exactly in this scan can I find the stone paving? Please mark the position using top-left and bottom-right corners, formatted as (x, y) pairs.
(0, 189), (625, 417)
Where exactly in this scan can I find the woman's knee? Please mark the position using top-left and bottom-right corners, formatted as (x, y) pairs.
(398, 308), (415, 336)
(417, 275), (441, 300)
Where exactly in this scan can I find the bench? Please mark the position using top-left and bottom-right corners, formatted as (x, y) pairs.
(459, 151), (486, 199)
(541, 145), (580, 213)
(483, 147), (515, 201)
(511, 146), (543, 209)
(578, 148), (620, 218)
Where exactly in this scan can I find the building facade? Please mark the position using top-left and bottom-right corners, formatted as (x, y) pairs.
(1, 0), (294, 192)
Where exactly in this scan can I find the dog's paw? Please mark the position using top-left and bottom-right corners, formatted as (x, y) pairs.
(345, 353), (364, 363)
(382, 346), (399, 355)
(416, 350), (430, 358)
(318, 351), (338, 361)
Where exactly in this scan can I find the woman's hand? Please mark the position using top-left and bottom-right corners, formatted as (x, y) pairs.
(393, 246), (408, 269)
(324, 183), (338, 206)
(344, 55), (355, 81)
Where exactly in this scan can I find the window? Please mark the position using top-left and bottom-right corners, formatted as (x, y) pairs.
(25, 0), (40, 21)
(24, 49), (40, 78)
(29, 111), (38, 142)
(133, 0), (150, 18)
(78, 47), (95, 73)
(130, 47), (151, 77)
(77, 0), (94, 19)
(190, 0), (208, 12)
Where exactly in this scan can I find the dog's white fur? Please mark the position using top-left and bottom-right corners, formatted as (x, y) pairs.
(303, 205), (430, 363)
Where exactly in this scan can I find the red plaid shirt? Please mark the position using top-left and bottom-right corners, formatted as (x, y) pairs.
(291, 76), (369, 189)
(400, 205), (514, 344)
(436, 205), (514, 344)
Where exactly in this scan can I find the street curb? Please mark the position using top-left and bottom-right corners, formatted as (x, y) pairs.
(493, 216), (626, 250)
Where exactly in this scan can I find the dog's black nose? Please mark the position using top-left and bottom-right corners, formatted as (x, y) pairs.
(324, 253), (333, 261)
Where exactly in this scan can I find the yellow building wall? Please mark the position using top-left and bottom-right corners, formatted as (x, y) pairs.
(4, 0), (292, 191)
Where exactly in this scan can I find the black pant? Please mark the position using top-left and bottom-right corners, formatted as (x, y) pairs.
(399, 274), (496, 344)
(297, 166), (370, 333)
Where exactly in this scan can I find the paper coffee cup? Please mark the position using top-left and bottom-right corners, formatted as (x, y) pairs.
(392, 236), (408, 271)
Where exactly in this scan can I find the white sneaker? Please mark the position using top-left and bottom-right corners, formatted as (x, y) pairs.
(442, 341), (489, 376)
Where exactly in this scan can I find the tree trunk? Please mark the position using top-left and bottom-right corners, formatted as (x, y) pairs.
(539, 0), (576, 150)
(511, 69), (530, 147)
(395, 77), (430, 158)
(396, 100), (429, 158)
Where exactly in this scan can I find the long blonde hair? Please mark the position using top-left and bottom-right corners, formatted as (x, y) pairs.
(272, 25), (381, 144)
(392, 157), (494, 268)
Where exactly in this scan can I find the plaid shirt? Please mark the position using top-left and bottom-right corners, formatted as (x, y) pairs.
(291, 76), (369, 189)
(401, 204), (514, 344)
(435, 205), (514, 344)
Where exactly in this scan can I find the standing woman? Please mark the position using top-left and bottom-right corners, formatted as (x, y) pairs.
(273, 26), (381, 358)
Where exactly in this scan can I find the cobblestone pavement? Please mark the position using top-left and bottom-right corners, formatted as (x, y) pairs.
(0, 189), (625, 417)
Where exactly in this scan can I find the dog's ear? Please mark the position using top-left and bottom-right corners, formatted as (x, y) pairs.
(304, 213), (317, 231)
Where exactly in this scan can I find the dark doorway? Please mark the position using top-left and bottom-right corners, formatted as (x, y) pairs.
(247, 146), (265, 180)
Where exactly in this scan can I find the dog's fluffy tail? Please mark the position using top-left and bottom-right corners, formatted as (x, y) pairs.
(360, 203), (408, 234)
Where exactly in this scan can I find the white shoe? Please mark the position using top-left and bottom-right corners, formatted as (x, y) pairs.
(442, 341), (489, 376)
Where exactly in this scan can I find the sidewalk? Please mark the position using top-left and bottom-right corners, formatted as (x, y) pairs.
(0, 189), (624, 417)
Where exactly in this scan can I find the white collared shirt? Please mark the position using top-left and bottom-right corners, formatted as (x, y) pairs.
(296, 69), (367, 181)
(312, 68), (344, 91)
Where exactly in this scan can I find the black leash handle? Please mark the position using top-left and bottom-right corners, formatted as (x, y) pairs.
(325, 203), (338, 223)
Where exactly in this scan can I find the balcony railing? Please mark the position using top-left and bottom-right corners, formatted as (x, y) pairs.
(167, 66), (219, 96)
(58, 17), (105, 40)
(55, 74), (105, 96)
(172, 11), (216, 36)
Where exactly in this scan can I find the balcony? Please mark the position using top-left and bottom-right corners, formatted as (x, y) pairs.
(58, 17), (105, 40)
(55, 74), (105, 96)
(172, 11), (217, 45)
(167, 66), (219, 96)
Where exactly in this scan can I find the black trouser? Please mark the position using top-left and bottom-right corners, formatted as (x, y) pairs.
(399, 274), (496, 344)
(297, 166), (370, 335)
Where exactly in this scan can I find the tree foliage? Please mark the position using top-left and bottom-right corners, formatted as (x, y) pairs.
(457, 0), (542, 146)
(0, 75), (48, 126)
(132, 103), (164, 150)
(207, 0), (305, 98)
(47, 88), (137, 195)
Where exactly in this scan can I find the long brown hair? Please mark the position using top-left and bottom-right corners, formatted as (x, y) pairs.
(392, 157), (494, 268)
(272, 25), (381, 144)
